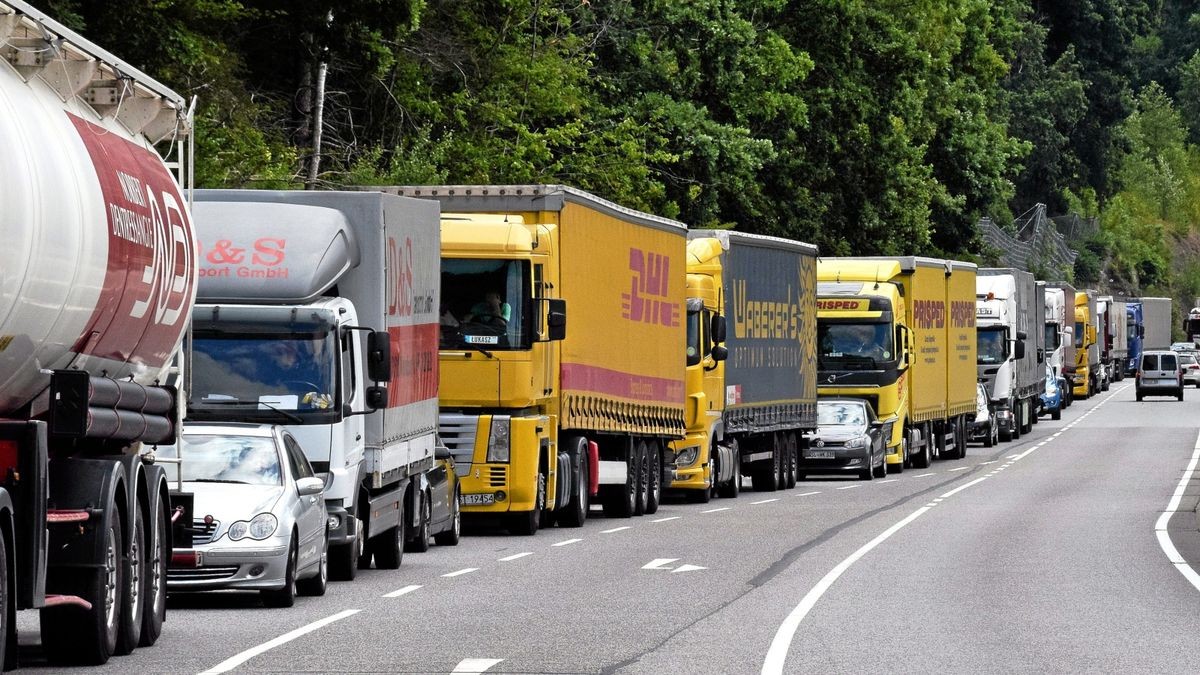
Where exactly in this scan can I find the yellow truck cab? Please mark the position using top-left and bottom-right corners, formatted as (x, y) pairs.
(1074, 291), (1100, 398)
(816, 258), (976, 471)
(387, 185), (687, 535)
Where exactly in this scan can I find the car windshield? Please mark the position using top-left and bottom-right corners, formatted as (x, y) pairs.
(818, 322), (893, 368)
(817, 402), (867, 427)
(190, 328), (338, 413)
(159, 434), (282, 486)
(977, 327), (1007, 364)
(440, 258), (530, 350)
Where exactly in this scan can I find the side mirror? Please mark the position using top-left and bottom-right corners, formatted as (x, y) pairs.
(711, 314), (727, 344)
(547, 299), (567, 342)
(1015, 340), (1026, 360)
(296, 476), (324, 497)
(367, 331), (392, 382)
(435, 446), (452, 461)
(365, 385), (387, 411)
(711, 345), (728, 362)
(1016, 330), (1028, 341)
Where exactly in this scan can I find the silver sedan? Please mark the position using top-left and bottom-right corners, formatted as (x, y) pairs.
(161, 423), (328, 607)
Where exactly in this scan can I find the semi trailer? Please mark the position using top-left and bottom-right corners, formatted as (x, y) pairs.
(976, 270), (1044, 441)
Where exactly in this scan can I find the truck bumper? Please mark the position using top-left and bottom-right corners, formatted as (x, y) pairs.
(324, 502), (354, 547)
(994, 408), (1015, 433)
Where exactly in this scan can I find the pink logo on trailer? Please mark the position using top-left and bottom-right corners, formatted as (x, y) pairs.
(622, 248), (679, 328)
(68, 114), (195, 365)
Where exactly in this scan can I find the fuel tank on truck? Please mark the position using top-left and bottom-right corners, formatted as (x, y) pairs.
(0, 3), (196, 415)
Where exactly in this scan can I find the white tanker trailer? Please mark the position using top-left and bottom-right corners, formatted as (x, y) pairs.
(0, 0), (196, 666)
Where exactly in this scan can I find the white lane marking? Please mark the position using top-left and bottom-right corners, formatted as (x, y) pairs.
(382, 584), (422, 598)
(947, 467), (969, 472)
(552, 538), (583, 547)
(652, 516), (681, 522)
(1006, 454), (1020, 458)
(796, 490), (824, 495)
(939, 476), (990, 500)
(702, 507), (731, 513)
(642, 558), (679, 570)
(876, 479), (898, 484)
(835, 484), (862, 490)
(451, 658), (505, 674)
(978, 461), (997, 465)
(442, 567), (479, 578)
(751, 498), (780, 504)
(671, 564), (707, 573)
(913, 473), (935, 478)
(762, 507), (931, 675)
(1155, 430), (1200, 592)
(198, 609), (361, 674)
(498, 552), (533, 562)
(601, 526), (631, 534)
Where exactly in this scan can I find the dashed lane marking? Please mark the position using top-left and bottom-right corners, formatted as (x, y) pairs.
(498, 552), (532, 562)
(552, 538), (583, 547)
(702, 507), (731, 513)
(601, 526), (631, 534)
(652, 516), (681, 523)
(198, 609), (361, 675)
(442, 568), (478, 578)
(382, 584), (422, 598)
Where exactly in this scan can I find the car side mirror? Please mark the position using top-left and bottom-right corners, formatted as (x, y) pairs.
(367, 331), (392, 382)
(711, 314), (727, 344)
(435, 446), (452, 461)
(296, 476), (324, 497)
(547, 299), (566, 342)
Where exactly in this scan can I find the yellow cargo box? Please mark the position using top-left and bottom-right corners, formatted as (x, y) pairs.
(946, 261), (978, 417)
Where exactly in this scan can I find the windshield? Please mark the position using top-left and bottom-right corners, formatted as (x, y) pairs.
(1044, 323), (1060, 350)
(818, 322), (893, 368)
(977, 327), (1007, 364)
(1075, 321), (1085, 348)
(817, 402), (867, 427)
(191, 330), (338, 413)
(160, 434), (282, 486)
(440, 259), (530, 350)
(1127, 320), (1138, 346)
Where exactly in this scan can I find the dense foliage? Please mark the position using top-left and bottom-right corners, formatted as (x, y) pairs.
(36, 1), (1200, 308)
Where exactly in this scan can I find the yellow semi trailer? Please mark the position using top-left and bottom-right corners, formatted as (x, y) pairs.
(387, 185), (687, 534)
(816, 258), (977, 470)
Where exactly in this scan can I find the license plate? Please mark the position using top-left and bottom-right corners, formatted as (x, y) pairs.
(461, 493), (496, 506)
(464, 335), (499, 345)
(804, 450), (835, 459)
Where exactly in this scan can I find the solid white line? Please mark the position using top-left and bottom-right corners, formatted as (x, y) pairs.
(1155, 430), (1200, 592)
(651, 516), (681, 522)
(946, 466), (969, 472)
(796, 490), (824, 495)
(939, 476), (990, 500)
(442, 567), (478, 578)
(498, 552), (533, 562)
(601, 526), (631, 534)
(552, 538), (583, 547)
(876, 479), (898, 484)
(762, 507), (931, 675)
(751, 498), (779, 504)
(452, 658), (505, 674)
(835, 484), (862, 490)
(382, 584), (422, 598)
(198, 609), (361, 674)
(702, 507), (731, 513)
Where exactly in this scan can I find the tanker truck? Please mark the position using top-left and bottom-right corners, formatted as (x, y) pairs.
(0, 0), (196, 665)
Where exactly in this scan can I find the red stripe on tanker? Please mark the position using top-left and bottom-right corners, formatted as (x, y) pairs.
(67, 113), (195, 366)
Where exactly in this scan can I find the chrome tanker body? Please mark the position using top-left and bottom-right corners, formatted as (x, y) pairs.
(0, 0), (196, 666)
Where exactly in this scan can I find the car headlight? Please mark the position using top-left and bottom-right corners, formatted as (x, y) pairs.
(487, 415), (511, 462)
(845, 437), (867, 449)
(676, 447), (699, 467)
(228, 513), (278, 541)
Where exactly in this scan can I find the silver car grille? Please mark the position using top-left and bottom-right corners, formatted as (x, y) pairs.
(167, 565), (239, 582)
(190, 518), (220, 546)
(439, 414), (478, 456)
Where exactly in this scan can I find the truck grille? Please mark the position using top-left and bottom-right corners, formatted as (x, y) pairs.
(439, 414), (478, 456)
(489, 466), (507, 487)
(167, 565), (239, 582)
(190, 519), (220, 546)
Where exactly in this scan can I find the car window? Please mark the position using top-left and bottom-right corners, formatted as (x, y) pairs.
(283, 436), (315, 480)
(1142, 354), (1158, 370)
(166, 434), (282, 486)
(1161, 354), (1177, 371)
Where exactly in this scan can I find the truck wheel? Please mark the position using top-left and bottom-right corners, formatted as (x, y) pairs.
(0, 530), (11, 670)
(645, 443), (661, 515)
(434, 488), (463, 544)
(373, 523), (405, 569)
(717, 449), (740, 498)
(688, 460), (713, 504)
(297, 532), (329, 597)
(633, 441), (649, 516)
(139, 500), (167, 647)
(43, 508), (124, 664)
(558, 447), (589, 528)
(602, 451), (637, 518)
(509, 473), (545, 534)
(750, 451), (778, 492)
(329, 515), (362, 580)
(785, 437), (798, 489)
(405, 495), (431, 553)
(912, 427), (931, 469)
(261, 538), (298, 608)
(115, 505), (145, 655)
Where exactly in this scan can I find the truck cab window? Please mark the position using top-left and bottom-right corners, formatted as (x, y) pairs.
(341, 329), (356, 404)
(1044, 323), (1060, 350)
(977, 327), (1008, 364)
(440, 258), (531, 350)
(1074, 321), (1085, 348)
(818, 322), (894, 368)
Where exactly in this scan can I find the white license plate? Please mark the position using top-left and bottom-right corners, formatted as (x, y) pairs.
(461, 493), (496, 506)
(464, 335), (499, 345)
(804, 450), (835, 459)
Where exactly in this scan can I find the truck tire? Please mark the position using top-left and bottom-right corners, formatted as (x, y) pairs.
(750, 455), (778, 492)
(372, 524), (405, 569)
(688, 459), (713, 504)
(261, 538), (298, 608)
(139, 499), (167, 647)
(911, 427), (932, 469)
(509, 473), (545, 534)
(1020, 400), (1033, 434)
(559, 447), (589, 527)
(115, 505), (145, 655)
(434, 488), (463, 544)
(785, 436), (798, 489)
(329, 515), (362, 580)
(404, 495), (431, 553)
(644, 442), (661, 515)
(633, 441), (648, 516)
(717, 448), (740, 498)
(43, 507), (124, 665)
(0, 530), (10, 671)
(601, 449), (638, 518)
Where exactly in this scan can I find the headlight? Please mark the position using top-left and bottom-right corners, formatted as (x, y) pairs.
(228, 513), (278, 541)
(487, 415), (511, 462)
(676, 447), (699, 467)
(845, 437), (867, 449)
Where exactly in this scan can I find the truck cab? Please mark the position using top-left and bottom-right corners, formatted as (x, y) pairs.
(1126, 302), (1145, 376)
(1074, 291), (1099, 398)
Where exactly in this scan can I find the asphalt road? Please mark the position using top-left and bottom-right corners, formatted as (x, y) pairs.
(17, 382), (1200, 673)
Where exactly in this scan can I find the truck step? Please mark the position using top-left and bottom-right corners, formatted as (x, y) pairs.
(43, 594), (93, 610)
(45, 509), (91, 523)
